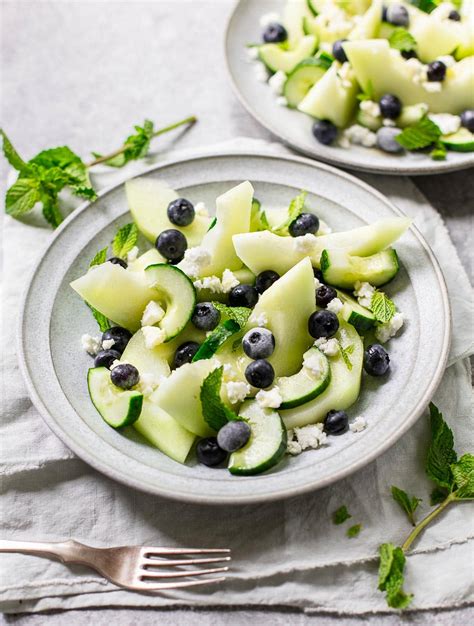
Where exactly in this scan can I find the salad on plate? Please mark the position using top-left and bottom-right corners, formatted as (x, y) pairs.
(71, 178), (411, 476)
(247, 0), (474, 159)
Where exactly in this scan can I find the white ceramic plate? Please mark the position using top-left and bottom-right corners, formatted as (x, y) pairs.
(19, 150), (450, 504)
(225, 0), (474, 175)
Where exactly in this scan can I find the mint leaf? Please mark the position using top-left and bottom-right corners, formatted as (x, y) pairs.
(430, 141), (447, 161)
(93, 119), (154, 168)
(272, 191), (307, 234)
(315, 51), (334, 69)
(391, 486), (422, 526)
(452, 454), (474, 500)
(42, 194), (63, 228)
(112, 223), (138, 258)
(396, 117), (442, 150)
(339, 343), (354, 371)
(212, 302), (252, 329)
(87, 303), (111, 333)
(426, 403), (457, 490)
(30, 146), (96, 200)
(430, 486), (449, 505)
(5, 178), (41, 216)
(409, 0), (438, 13)
(371, 291), (396, 323)
(378, 543), (413, 609)
(90, 247), (108, 267)
(332, 505), (351, 525)
(357, 80), (375, 102)
(1, 129), (27, 171)
(389, 28), (417, 53)
(200, 366), (239, 431)
(347, 524), (361, 538)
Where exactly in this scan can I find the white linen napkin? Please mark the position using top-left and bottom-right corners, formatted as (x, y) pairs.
(1, 139), (473, 614)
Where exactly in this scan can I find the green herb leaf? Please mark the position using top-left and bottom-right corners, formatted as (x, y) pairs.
(200, 366), (239, 431)
(41, 194), (63, 228)
(112, 223), (139, 259)
(339, 343), (354, 371)
(391, 486), (422, 526)
(5, 178), (41, 216)
(87, 303), (111, 333)
(430, 141), (447, 161)
(347, 524), (362, 538)
(332, 505), (351, 525)
(93, 119), (155, 168)
(89, 247), (108, 268)
(272, 191), (307, 234)
(409, 0), (438, 13)
(396, 117), (442, 150)
(389, 28), (417, 53)
(30, 146), (96, 200)
(378, 543), (413, 609)
(357, 80), (375, 102)
(430, 486), (449, 505)
(452, 454), (474, 500)
(426, 403), (457, 490)
(212, 302), (252, 329)
(1, 129), (27, 171)
(371, 291), (396, 323)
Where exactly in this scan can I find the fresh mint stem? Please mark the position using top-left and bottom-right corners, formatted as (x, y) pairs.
(88, 115), (197, 167)
(401, 492), (456, 552)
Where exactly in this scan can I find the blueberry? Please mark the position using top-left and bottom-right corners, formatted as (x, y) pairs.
(376, 127), (404, 154)
(313, 267), (324, 282)
(256, 270), (280, 294)
(196, 437), (227, 467)
(382, 5), (388, 21)
(308, 310), (339, 339)
(108, 257), (127, 269)
(191, 302), (220, 331)
(323, 410), (349, 435)
(172, 341), (200, 369)
(312, 120), (338, 145)
(94, 349), (122, 369)
(385, 4), (409, 27)
(229, 284), (259, 308)
(363, 344), (390, 376)
(448, 9), (461, 21)
(460, 110), (474, 133)
(167, 198), (195, 227)
(316, 284), (337, 307)
(110, 363), (139, 390)
(427, 61), (446, 82)
(102, 326), (132, 355)
(245, 359), (275, 388)
(217, 421), (251, 452)
(155, 229), (187, 262)
(401, 49), (417, 60)
(263, 22), (288, 43)
(242, 328), (275, 360)
(379, 94), (402, 119)
(289, 212), (320, 237)
(332, 39), (348, 63)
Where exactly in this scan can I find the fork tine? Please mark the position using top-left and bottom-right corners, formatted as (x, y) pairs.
(140, 566), (229, 580)
(135, 576), (227, 591)
(142, 556), (231, 567)
(142, 547), (231, 557)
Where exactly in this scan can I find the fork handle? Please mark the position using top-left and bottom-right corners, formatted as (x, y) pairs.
(0, 539), (98, 566)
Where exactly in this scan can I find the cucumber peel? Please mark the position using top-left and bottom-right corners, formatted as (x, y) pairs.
(88, 367), (143, 428)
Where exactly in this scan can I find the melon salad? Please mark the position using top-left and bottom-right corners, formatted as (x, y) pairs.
(248, 0), (474, 158)
(71, 178), (411, 475)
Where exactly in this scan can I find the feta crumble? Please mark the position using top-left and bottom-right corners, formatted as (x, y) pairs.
(382, 118), (396, 127)
(428, 113), (461, 135)
(354, 281), (375, 308)
(246, 46), (259, 61)
(254, 61), (269, 83)
(276, 96), (288, 107)
(375, 312), (404, 343)
(269, 70), (286, 95)
(194, 201), (209, 217)
(110, 359), (122, 370)
(437, 55), (456, 68)
(343, 124), (377, 148)
(314, 277), (323, 290)
(327, 297), (344, 314)
(142, 326), (167, 349)
(102, 338), (115, 350)
(179, 246), (212, 278)
(194, 269), (239, 294)
(360, 99), (381, 118)
(221, 269), (240, 293)
(226, 381), (251, 404)
(81, 334), (101, 356)
(139, 372), (164, 397)
(141, 301), (165, 327)
(422, 81), (442, 93)
(256, 387), (282, 409)
(287, 439), (303, 456)
(291, 423), (327, 452)
(303, 353), (323, 377)
(259, 11), (280, 27)
(337, 62), (354, 89)
(294, 233), (317, 254)
(350, 416), (367, 433)
(126, 246), (139, 264)
(314, 337), (340, 357)
(249, 311), (268, 327)
(223, 363), (238, 381)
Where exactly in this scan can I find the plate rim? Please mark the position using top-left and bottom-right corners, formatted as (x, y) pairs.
(223, 0), (474, 176)
(17, 148), (452, 505)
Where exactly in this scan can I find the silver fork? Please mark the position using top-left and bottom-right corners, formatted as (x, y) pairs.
(0, 540), (231, 592)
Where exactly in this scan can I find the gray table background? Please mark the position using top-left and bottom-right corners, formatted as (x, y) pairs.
(1, 0), (472, 623)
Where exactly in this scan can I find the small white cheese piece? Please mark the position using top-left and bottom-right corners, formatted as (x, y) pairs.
(360, 99), (381, 118)
(142, 326), (167, 349)
(194, 201), (209, 217)
(110, 359), (122, 370)
(102, 338), (115, 350)
(375, 312), (404, 343)
(81, 334), (101, 356)
(223, 363), (238, 381)
(350, 416), (367, 433)
(226, 381), (251, 404)
(276, 96), (288, 107)
(269, 70), (287, 95)
(382, 118), (396, 127)
(126, 246), (139, 264)
(343, 124), (377, 148)
(193, 275), (223, 293)
(428, 113), (461, 135)
(337, 62), (354, 89)
(141, 301), (165, 327)
(353, 281), (375, 308)
(303, 353), (323, 377)
(259, 11), (280, 27)
(294, 423), (327, 450)
(422, 81), (442, 93)
(314, 277), (323, 290)
(180, 246), (212, 278)
(313, 337), (340, 357)
(327, 297), (344, 314)
(254, 61), (269, 83)
(437, 54), (456, 68)
(287, 439), (303, 456)
(249, 311), (268, 327)
(139, 372), (163, 397)
(294, 233), (317, 254)
(256, 387), (282, 409)
(221, 269), (240, 293)
(246, 46), (260, 61)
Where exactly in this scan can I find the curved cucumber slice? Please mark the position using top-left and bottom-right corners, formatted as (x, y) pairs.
(337, 290), (376, 332)
(88, 367), (143, 428)
(441, 128), (474, 152)
(277, 347), (330, 409)
(192, 320), (240, 362)
(228, 400), (287, 476)
(321, 248), (399, 289)
(145, 264), (196, 341)
(259, 36), (317, 74)
(284, 57), (330, 108)
(282, 320), (363, 430)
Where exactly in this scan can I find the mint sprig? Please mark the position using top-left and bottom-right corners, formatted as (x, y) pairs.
(212, 302), (252, 329)
(371, 291), (396, 323)
(112, 223), (138, 259)
(332, 505), (351, 525)
(395, 117), (442, 151)
(272, 190), (307, 234)
(200, 366), (239, 431)
(378, 543), (413, 609)
(339, 343), (354, 370)
(391, 486), (422, 526)
(389, 28), (417, 53)
(87, 247), (111, 332)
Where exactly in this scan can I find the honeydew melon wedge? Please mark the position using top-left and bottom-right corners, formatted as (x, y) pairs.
(348, 0), (382, 40)
(343, 39), (474, 113)
(259, 36), (317, 74)
(125, 178), (211, 247)
(277, 347), (330, 409)
(282, 320), (363, 430)
(88, 367), (143, 428)
(283, 0), (313, 47)
(321, 248), (399, 289)
(409, 9), (463, 62)
(303, 14), (352, 43)
(233, 217), (411, 276)
(128, 249), (164, 272)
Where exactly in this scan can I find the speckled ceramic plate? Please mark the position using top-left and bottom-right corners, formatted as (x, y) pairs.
(225, 0), (474, 175)
(19, 150), (450, 504)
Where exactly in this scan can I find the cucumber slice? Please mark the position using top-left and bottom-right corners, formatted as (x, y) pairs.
(144, 264), (196, 341)
(88, 367), (143, 428)
(284, 57), (330, 108)
(321, 248), (399, 289)
(337, 290), (376, 333)
(125, 178), (211, 248)
(128, 249), (165, 272)
(228, 400), (287, 476)
(282, 320), (363, 430)
(192, 320), (240, 362)
(277, 347), (330, 409)
(259, 36), (317, 74)
(441, 128), (474, 152)
(134, 401), (195, 464)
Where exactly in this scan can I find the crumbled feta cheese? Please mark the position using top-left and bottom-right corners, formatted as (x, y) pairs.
(406, 58), (427, 86)
(179, 246), (212, 278)
(428, 113), (461, 135)
(139, 372), (164, 397)
(256, 387), (282, 409)
(193, 275), (222, 293)
(354, 281), (375, 308)
(269, 70), (286, 95)
(338, 135), (351, 149)
(303, 353), (323, 377)
(343, 124), (377, 148)
(294, 233), (317, 254)
(337, 62), (354, 89)
(226, 381), (251, 404)
(293, 423), (327, 451)
(319, 42), (333, 54)
(249, 311), (268, 327)
(81, 334), (101, 356)
(422, 81), (442, 93)
(141, 301), (165, 327)
(375, 312), (404, 343)
(317, 219), (332, 236)
(327, 297), (344, 314)
(102, 338), (115, 350)
(276, 96), (288, 107)
(221, 269), (240, 293)
(287, 439), (303, 456)
(110, 359), (122, 370)
(314, 337), (340, 357)
(142, 325), (167, 349)
(254, 61), (269, 83)
(126, 246), (139, 264)
(194, 201), (209, 217)
(223, 363), (238, 381)
(382, 118), (396, 127)
(350, 416), (367, 433)
(314, 277), (323, 290)
(360, 99), (381, 118)
(246, 46), (259, 61)
(431, 2), (456, 20)
(259, 11), (280, 27)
